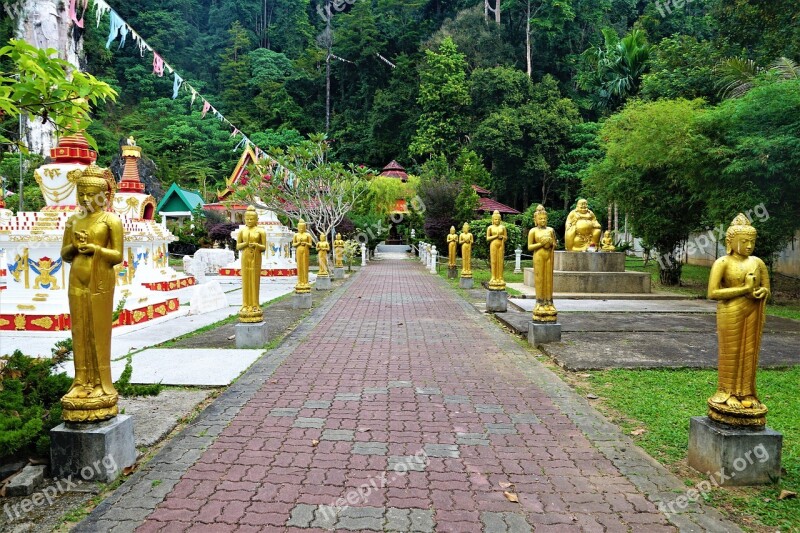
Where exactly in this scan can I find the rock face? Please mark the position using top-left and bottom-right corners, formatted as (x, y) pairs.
(15, 0), (85, 155)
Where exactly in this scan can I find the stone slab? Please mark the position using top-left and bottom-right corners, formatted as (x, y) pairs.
(333, 267), (345, 280)
(5, 465), (46, 497)
(507, 283), (689, 300)
(50, 415), (136, 483)
(688, 416), (783, 486)
(189, 281), (227, 315)
(459, 277), (474, 289)
(525, 268), (651, 293)
(528, 321), (561, 345)
(118, 389), (211, 447)
(235, 321), (269, 349)
(62, 349), (264, 386)
(510, 298), (716, 313)
(315, 276), (332, 290)
(554, 250), (626, 272)
(485, 290), (508, 313)
(293, 292), (312, 309)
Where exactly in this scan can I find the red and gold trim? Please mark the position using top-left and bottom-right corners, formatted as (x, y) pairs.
(2, 298), (180, 331)
(141, 276), (196, 291)
(219, 268), (297, 277)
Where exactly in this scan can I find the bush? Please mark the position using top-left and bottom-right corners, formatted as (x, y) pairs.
(0, 350), (72, 460)
(468, 217), (523, 260)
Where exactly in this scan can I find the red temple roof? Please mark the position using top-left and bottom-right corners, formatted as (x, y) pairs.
(379, 160), (408, 182)
(477, 197), (520, 215)
(471, 184), (492, 196)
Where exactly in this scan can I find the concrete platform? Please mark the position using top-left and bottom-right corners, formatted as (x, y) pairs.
(524, 268), (651, 294)
(508, 283), (689, 300)
(509, 298), (715, 313)
(554, 251), (625, 272)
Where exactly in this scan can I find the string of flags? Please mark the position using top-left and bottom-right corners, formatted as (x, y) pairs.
(68, 0), (266, 157)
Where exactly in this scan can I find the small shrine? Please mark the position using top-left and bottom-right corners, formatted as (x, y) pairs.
(378, 160), (410, 245)
(0, 135), (193, 332)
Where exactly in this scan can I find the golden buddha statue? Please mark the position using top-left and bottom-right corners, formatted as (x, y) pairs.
(316, 232), (330, 277)
(706, 214), (770, 428)
(565, 199), (602, 252)
(459, 222), (473, 278)
(528, 205), (557, 323)
(237, 206), (267, 323)
(600, 230), (616, 252)
(292, 219), (312, 293)
(333, 233), (345, 268)
(60, 165), (123, 422)
(447, 226), (458, 268)
(486, 210), (507, 291)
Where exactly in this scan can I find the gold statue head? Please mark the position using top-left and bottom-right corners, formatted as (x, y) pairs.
(319, 232), (327, 241)
(726, 213), (757, 256)
(336, 233), (342, 240)
(491, 210), (501, 224)
(297, 218), (307, 232)
(534, 205), (547, 227)
(462, 222), (470, 232)
(450, 226), (456, 234)
(244, 205), (258, 227)
(76, 165), (115, 213)
(576, 199), (589, 213)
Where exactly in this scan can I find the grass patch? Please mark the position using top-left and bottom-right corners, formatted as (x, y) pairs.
(625, 256), (800, 320)
(436, 259), (524, 296)
(571, 367), (800, 531)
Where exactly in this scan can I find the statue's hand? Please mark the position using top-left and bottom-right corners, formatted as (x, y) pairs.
(745, 273), (757, 290)
(753, 287), (770, 300)
(78, 243), (97, 255)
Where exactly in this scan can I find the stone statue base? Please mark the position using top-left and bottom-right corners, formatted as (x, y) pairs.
(315, 275), (332, 290)
(333, 268), (345, 280)
(235, 321), (268, 349)
(485, 290), (508, 313)
(459, 277), (473, 289)
(293, 293), (312, 309)
(688, 417), (782, 486)
(50, 415), (136, 483)
(528, 321), (562, 346)
(447, 266), (458, 279)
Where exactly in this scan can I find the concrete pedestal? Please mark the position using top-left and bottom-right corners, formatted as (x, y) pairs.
(554, 251), (625, 272)
(293, 293), (312, 309)
(235, 321), (268, 349)
(315, 276), (332, 290)
(688, 416), (783, 486)
(447, 266), (458, 279)
(485, 290), (508, 313)
(528, 321), (562, 346)
(459, 277), (473, 289)
(50, 415), (136, 483)
(333, 268), (345, 280)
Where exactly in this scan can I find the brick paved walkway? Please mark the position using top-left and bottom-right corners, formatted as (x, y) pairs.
(79, 260), (741, 532)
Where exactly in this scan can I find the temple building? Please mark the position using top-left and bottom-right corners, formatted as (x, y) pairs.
(472, 185), (520, 216)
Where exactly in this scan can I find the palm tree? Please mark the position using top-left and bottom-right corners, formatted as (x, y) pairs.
(716, 56), (800, 99)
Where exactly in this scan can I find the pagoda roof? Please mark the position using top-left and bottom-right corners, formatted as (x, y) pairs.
(471, 184), (492, 196)
(157, 182), (204, 214)
(476, 197), (520, 215)
(378, 160), (408, 182)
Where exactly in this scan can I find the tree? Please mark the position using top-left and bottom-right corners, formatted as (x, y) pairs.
(585, 99), (706, 285)
(577, 28), (650, 111)
(240, 134), (371, 239)
(409, 37), (471, 161)
(0, 39), (117, 151)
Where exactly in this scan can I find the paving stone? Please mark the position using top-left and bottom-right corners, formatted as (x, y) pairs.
(304, 400), (332, 409)
(293, 417), (326, 428)
(415, 387), (441, 395)
(510, 413), (541, 424)
(311, 504), (339, 529)
(423, 443), (460, 458)
(286, 503), (316, 527)
(363, 387), (389, 394)
(270, 407), (300, 417)
(352, 442), (389, 455)
(409, 508), (436, 532)
(334, 393), (361, 401)
(4, 465), (45, 496)
(388, 381), (412, 388)
(321, 429), (356, 441)
(385, 507), (411, 531)
(388, 455), (427, 473)
(337, 506), (384, 531)
(456, 433), (490, 446)
(476, 404), (505, 414)
(485, 423), (518, 435)
(443, 395), (471, 403)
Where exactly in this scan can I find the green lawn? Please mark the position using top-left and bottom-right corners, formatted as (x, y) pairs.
(571, 368), (800, 531)
(435, 258), (524, 296)
(625, 256), (800, 321)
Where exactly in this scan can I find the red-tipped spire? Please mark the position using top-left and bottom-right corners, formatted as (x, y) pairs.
(118, 141), (145, 193)
(50, 133), (97, 164)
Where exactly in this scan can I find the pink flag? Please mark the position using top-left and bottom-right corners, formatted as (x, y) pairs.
(201, 100), (211, 118)
(152, 52), (165, 77)
(231, 128), (240, 137)
(69, 0), (88, 28)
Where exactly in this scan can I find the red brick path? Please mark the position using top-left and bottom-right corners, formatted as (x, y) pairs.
(137, 260), (675, 532)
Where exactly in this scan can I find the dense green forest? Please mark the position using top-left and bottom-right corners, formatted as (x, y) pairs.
(2, 0), (799, 280)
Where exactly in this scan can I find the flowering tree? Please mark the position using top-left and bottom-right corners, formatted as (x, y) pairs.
(238, 134), (371, 240)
